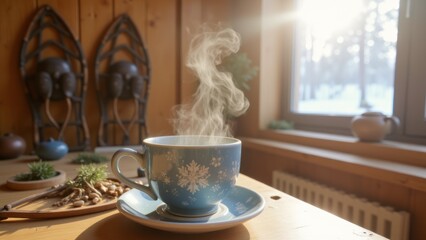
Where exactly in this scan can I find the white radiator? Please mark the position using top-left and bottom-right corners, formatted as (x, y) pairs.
(272, 171), (410, 240)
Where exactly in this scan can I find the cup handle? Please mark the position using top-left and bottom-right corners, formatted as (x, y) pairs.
(110, 148), (158, 200)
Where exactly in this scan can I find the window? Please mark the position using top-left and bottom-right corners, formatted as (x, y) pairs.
(283, 0), (426, 144)
(292, 0), (397, 116)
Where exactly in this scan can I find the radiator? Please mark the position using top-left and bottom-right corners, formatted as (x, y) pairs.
(272, 171), (410, 240)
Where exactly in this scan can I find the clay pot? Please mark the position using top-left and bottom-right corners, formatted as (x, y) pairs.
(0, 133), (26, 160)
(35, 138), (68, 160)
(351, 112), (400, 142)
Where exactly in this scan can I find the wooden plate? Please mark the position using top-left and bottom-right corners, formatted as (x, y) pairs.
(0, 178), (125, 220)
(5, 170), (66, 191)
(0, 197), (117, 220)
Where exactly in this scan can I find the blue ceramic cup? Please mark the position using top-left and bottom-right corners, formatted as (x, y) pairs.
(111, 135), (241, 217)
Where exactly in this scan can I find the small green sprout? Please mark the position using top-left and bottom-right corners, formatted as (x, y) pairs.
(15, 161), (56, 181)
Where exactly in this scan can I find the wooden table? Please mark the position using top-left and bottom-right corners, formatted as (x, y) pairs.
(0, 152), (388, 240)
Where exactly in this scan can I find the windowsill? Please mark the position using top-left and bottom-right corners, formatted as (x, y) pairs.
(241, 132), (426, 192)
(255, 129), (426, 168)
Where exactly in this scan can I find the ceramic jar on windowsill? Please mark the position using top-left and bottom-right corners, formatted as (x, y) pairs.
(351, 112), (400, 142)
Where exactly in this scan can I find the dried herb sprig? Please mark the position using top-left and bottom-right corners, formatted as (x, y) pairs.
(51, 164), (128, 208)
(67, 164), (108, 188)
(14, 161), (56, 181)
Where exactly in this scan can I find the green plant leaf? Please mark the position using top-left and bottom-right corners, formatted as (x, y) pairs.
(15, 161), (56, 181)
(219, 52), (258, 91)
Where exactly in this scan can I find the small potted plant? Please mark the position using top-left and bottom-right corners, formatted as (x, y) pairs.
(6, 161), (66, 190)
(219, 52), (258, 92)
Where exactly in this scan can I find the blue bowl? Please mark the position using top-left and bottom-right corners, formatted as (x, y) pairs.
(35, 139), (68, 161)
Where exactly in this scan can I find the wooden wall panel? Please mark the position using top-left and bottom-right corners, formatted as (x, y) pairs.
(201, 0), (232, 26)
(145, 0), (178, 136)
(79, 0), (114, 147)
(180, 0), (201, 104)
(230, 0), (262, 137)
(410, 190), (426, 240)
(0, 0), (36, 149)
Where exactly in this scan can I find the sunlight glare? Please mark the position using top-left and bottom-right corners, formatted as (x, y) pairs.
(298, 0), (364, 39)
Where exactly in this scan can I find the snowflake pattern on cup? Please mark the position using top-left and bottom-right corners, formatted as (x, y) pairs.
(177, 160), (210, 194)
(154, 152), (239, 196)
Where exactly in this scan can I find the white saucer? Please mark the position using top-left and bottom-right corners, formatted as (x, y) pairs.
(116, 185), (265, 233)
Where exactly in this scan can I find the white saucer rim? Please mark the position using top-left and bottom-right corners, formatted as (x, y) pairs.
(116, 185), (265, 233)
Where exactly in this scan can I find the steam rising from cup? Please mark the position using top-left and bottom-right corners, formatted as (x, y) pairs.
(173, 28), (250, 139)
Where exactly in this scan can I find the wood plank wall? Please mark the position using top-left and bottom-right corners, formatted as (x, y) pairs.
(0, 0), (233, 151)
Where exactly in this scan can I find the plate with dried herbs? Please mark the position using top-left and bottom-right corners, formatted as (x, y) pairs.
(1, 164), (129, 220)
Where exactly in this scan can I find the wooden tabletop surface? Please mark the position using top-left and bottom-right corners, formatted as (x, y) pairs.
(0, 152), (388, 240)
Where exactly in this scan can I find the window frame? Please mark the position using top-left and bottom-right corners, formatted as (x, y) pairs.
(281, 0), (426, 145)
